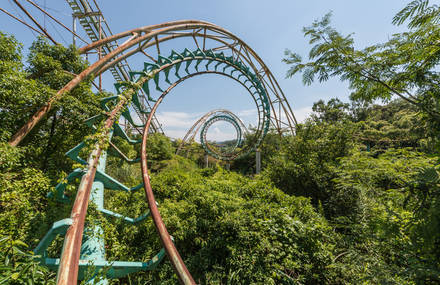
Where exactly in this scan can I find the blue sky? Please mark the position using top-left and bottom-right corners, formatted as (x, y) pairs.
(1, 0), (408, 140)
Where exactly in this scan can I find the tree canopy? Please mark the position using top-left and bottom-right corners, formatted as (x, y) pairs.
(284, 0), (440, 122)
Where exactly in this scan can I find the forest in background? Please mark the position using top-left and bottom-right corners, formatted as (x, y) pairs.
(1, 1), (440, 284)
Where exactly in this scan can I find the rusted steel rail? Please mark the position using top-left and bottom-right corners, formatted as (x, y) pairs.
(53, 60), (268, 284)
(8, 19), (299, 284)
(176, 109), (248, 155)
(9, 20), (297, 147)
(56, 77), (149, 285)
(0, 7), (45, 36)
(11, 0), (58, 45)
(140, 81), (196, 285)
(24, 0), (89, 45)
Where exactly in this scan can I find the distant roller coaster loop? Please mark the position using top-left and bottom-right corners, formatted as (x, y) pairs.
(9, 20), (298, 285)
(176, 109), (249, 155)
(200, 114), (243, 160)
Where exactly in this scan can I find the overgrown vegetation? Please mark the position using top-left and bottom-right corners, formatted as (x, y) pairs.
(1, 1), (440, 284)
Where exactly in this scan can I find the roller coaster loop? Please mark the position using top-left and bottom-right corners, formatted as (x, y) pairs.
(10, 20), (298, 285)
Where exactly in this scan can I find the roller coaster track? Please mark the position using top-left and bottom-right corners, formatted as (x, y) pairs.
(200, 114), (244, 160)
(65, 0), (162, 131)
(176, 109), (249, 161)
(9, 20), (297, 284)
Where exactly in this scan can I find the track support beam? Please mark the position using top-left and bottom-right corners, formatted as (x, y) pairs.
(256, 149), (261, 174)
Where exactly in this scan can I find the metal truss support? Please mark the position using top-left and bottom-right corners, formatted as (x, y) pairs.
(79, 136), (110, 284)
(34, 76), (165, 285)
(66, 0), (162, 132)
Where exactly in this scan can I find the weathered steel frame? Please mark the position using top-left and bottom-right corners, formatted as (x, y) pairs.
(140, 82), (197, 284)
(9, 20), (296, 147)
(57, 56), (269, 284)
(200, 115), (243, 160)
(9, 20), (298, 285)
(55, 75), (152, 284)
(176, 109), (248, 156)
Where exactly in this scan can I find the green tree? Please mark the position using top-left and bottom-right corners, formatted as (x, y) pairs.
(356, 100), (432, 153)
(0, 236), (55, 284)
(263, 119), (356, 211)
(311, 98), (350, 123)
(0, 33), (103, 175)
(232, 129), (283, 175)
(0, 33), (52, 143)
(24, 38), (103, 174)
(146, 133), (175, 162)
(0, 33), (101, 284)
(330, 148), (440, 283)
(103, 158), (341, 284)
(283, 1), (440, 122)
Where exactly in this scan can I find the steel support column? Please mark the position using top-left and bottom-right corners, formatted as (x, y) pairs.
(256, 149), (261, 174)
(72, 15), (76, 46)
(80, 135), (110, 284)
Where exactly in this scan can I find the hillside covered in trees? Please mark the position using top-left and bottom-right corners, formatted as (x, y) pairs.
(1, 1), (440, 284)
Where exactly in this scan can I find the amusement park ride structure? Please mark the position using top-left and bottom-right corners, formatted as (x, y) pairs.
(177, 109), (250, 161)
(4, 0), (297, 284)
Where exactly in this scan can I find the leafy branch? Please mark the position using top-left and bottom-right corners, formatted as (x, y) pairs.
(284, 9), (440, 119)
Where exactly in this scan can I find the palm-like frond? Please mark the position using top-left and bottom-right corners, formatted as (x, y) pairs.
(393, 0), (440, 28)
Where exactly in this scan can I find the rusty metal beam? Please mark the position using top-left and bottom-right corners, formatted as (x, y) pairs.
(140, 81), (196, 285)
(11, 0), (58, 45)
(0, 7), (44, 36)
(4, 19), (300, 285)
(56, 76), (149, 285)
(24, 0), (89, 45)
(9, 19), (296, 151)
(176, 109), (248, 155)
(8, 23), (213, 146)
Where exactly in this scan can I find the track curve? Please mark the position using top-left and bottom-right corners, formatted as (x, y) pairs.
(10, 20), (299, 285)
(200, 114), (243, 160)
(141, 90), (196, 284)
(176, 109), (249, 158)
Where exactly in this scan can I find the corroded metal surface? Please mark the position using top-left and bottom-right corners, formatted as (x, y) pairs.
(140, 90), (196, 285)
(56, 78), (149, 285)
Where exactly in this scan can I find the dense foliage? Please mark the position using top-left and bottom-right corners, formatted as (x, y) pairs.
(1, 1), (440, 283)
(0, 33), (100, 283)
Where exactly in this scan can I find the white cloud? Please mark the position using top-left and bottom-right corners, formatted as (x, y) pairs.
(156, 111), (201, 128)
(164, 129), (187, 139)
(292, 106), (313, 123)
(213, 126), (221, 134)
(270, 106), (312, 127)
(237, 108), (257, 117)
(204, 128), (237, 142)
